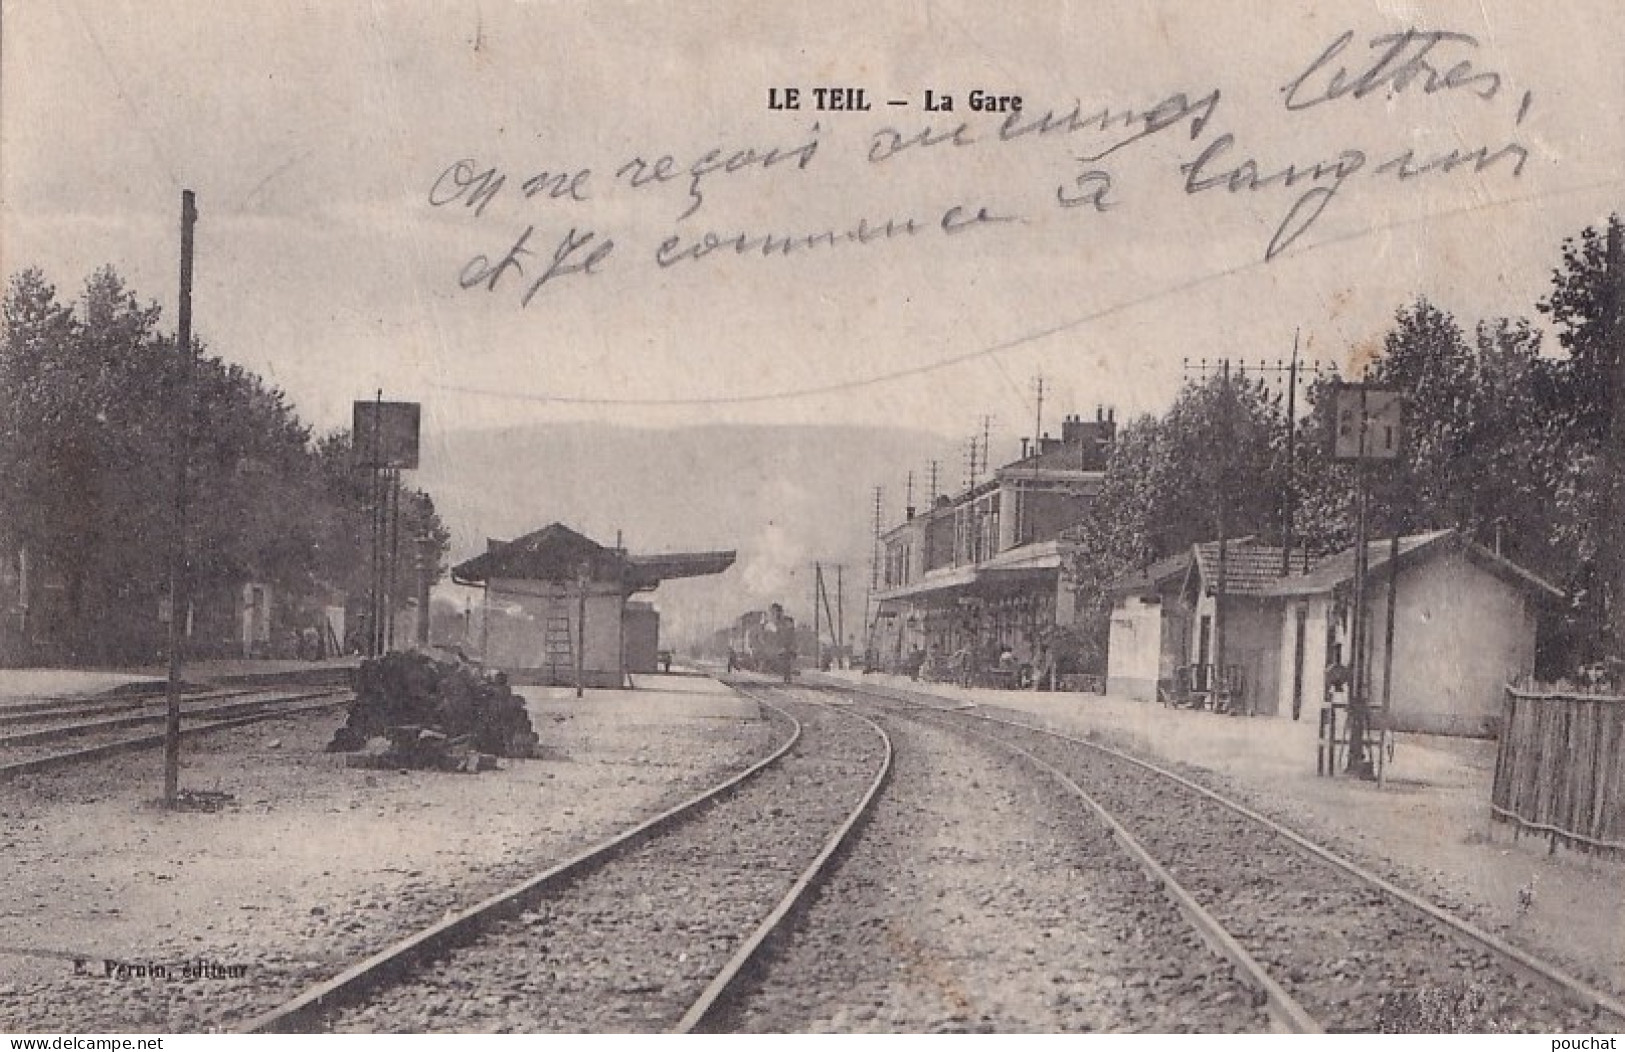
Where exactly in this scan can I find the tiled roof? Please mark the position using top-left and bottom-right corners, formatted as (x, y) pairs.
(1191, 537), (1312, 596)
(1109, 528), (1563, 602)
(1258, 529), (1563, 600)
(1253, 530), (1449, 597)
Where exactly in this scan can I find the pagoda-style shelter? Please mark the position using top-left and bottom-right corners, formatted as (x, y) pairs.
(451, 523), (734, 688)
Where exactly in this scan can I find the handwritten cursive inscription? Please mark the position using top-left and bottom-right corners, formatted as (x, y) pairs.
(432, 26), (1544, 304)
(1283, 29), (1503, 111)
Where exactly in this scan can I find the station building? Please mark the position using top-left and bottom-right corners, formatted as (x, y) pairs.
(1105, 529), (1562, 735)
(451, 523), (734, 687)
(870, 409), (1115, 674)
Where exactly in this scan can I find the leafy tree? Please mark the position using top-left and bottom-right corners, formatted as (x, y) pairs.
(1, 265), (451, 664)
(1537, 215), (1624, 443)
(1536, 214), (1625, 662)
(1066, 374), (1286, 663)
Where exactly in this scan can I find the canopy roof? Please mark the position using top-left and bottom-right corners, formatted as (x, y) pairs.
(451, 523), (735, 591)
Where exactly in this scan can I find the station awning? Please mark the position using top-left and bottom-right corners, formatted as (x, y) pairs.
(452, 522), (735, 591)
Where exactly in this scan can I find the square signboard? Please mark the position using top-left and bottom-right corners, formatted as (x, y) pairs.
(353, 400), (421, 469)
(1331, 384), (1403, 461)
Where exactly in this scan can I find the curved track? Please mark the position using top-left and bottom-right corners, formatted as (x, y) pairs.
(237, 691), (891, 1033)
(826, 679), (1625, 1033)
(720, 693), (1276, 1032)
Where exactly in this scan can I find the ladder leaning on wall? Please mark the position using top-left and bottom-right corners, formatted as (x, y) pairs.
(543, 613), (573, 680)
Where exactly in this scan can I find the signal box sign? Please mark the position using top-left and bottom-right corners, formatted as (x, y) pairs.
(1331, 383), (1403, 462)
(353, 400), (421, 469)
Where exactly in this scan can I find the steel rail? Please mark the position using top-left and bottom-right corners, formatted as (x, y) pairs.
(673, 684), (894, 1033)
(817, 677), (1625, 1027)
(0, 690), (351, 780)
(965, 707), (1625, 1026)
(829, 685), (1319, 1034)
(0, 689), (332, 747)
(0, 686), (250, 724)
(235, 697), (806, 1034)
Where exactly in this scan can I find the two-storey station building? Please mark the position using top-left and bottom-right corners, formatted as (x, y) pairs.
(870, 409), (1115, 678)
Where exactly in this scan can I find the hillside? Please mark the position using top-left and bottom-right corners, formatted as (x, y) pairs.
(414, 421), (949, 646)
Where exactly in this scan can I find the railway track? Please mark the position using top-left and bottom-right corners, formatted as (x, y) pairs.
(824, 679), (1625, 1033)
(0, 686), (352, 779)
(236, 691), (891, 1033)
(721, 687), (1273, 1032)
(0, 685), (256, 727)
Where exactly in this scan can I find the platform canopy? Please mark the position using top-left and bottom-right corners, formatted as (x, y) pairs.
(450, 522), (735, 592)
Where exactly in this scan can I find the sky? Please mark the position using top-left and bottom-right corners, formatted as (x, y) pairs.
(4, 0), (1623, 579)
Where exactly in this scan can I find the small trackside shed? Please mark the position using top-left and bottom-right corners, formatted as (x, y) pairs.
(451, 523), (733, 688)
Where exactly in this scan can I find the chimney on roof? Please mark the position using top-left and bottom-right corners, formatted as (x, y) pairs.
(1021, 437), (1030, 458)
(1096, 405), (1104, 422)
(906, 506), (916, 520)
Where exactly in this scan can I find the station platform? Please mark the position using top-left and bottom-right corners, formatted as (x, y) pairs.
(516, 668), (762, 723)
(0, 658), (360, 702)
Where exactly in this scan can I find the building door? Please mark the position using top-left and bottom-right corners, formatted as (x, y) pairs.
(1291, 604), (1308, 721)
(244, 585), (268, 658)
(1196, 614), (1211, 692)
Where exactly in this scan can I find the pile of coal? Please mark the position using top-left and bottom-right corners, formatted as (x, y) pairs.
(327, 650), (539, 770)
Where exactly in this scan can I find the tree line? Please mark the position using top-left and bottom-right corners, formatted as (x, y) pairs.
(0, 265), (449, 665)
(1066, 215), (1624, 678)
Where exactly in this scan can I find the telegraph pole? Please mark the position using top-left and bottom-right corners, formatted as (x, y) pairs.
(1207, 342), (1335, 576)
(1348, 393), (1372, 776)
(865, 486), (882, 655)
(385, 470), (402, 650)
(1033, 373), (1045, 446)
(163, 190), (198, 808)
(415, 534), (435, 647)
(1184, 359), (1233, 700)
(1330, 378), (1403, 779)
(575, 564), (588, 699)
(835, 564), (845, 667)
(1283, 334), (1301, 574)
(1215, 360), (1230, 698)
(812, 562), (822, 672)
(368, 389), (383, 657)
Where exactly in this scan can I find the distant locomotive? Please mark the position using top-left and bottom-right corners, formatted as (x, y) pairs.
(728, 604), (797, 680)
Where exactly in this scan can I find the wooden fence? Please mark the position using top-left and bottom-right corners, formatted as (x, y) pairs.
(1492, 686), (1625, 857)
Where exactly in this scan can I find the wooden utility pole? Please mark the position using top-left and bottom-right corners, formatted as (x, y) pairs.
(865, 486), (881, 654)
(575, 566), (588, 699)
(1214, 360), (1229, 702)
(385, 471), (402, 650)
(813, 562), (822, 673)
(163, 190), (197, 808)
(368, 389), (383, 657)
(1282, 333), (1300, 575)
(415, 534), (434, 647)
(836, 564), (845, 667)
(615, 530), (626, 687)
(1607, 221), (1625, 660)
(1033, 373), (1045, 448)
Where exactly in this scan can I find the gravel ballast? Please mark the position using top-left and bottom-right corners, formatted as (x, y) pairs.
(727, 689), (1270, 1032)
(932, 706), (1615, 1032)
(325, 696), (888, 1032)
(0, 689), (779, 1033)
